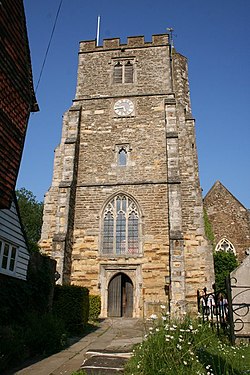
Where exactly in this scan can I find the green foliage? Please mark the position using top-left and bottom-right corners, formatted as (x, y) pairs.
(125, 313), (250, 375)
(0, 314), (66, 372)
(204, 208), (215, 247)
(0, 325), (27, 372)
(214, 251), (238, 292)
(0, 253), (55, 325)
(27, 252), (56, 314)
(0, 253), (60, 372)
(89, 295), (101, 321)
(53, 285), (89, 334)
(23, 312), (66, 356)
(16, 187), (43, 252)
(70, 371), (87, 375)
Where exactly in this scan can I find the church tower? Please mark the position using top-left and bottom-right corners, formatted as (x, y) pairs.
(40, 34), (214, 317)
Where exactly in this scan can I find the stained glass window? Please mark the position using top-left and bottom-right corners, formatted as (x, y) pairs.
(102, 195), (140, 255)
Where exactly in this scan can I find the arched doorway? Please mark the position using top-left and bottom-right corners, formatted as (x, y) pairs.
(108, 272), (133, 317)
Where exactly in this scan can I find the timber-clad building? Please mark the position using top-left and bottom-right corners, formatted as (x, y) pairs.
(40, 34), (214, 317)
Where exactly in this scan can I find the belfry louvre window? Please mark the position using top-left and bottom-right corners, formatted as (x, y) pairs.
(113, 61), (134, 84)
(102, 195), (140, 255)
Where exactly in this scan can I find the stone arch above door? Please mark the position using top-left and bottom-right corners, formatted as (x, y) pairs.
(99, 264), (142, 318)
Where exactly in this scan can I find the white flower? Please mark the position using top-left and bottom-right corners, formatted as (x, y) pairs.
(162, 316), (167, 321)
(150, 314), (157, 320)
(160, 304), (166, 309)
(183, 360), (187, 365)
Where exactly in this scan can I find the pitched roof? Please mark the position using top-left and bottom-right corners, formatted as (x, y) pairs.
(0, 0), (39, 209)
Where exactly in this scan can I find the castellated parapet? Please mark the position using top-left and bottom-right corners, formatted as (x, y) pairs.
(79, 34), (169, 53)
(40, 33), (214, 318)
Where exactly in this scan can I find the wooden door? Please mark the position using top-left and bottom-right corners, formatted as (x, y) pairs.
(108, 273), (133, 317)
(108, 273), (122, 317)
(123, 275), (133, 317)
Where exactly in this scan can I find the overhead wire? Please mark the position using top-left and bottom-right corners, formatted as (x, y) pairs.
(35, 0), (63, 94)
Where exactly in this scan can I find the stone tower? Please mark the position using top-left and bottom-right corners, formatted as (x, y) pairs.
(40, 34), (214, 317)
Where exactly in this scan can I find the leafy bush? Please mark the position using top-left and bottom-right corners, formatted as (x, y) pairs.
(53, 285), (89, 334)
(0, 253), (55, 326)
(24, 312), (66, 356)
(89, 295), (101, 321)
(16, 188), (43, 253)
(214, 251), (238, 292)
(125, 310), (250, 375)
(0, 325), (27, 372)
(0, 313), (66, 372)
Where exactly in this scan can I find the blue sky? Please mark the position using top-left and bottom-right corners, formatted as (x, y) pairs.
(19, 0), (250, 208)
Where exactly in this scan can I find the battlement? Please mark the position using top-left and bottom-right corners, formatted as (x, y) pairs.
(79, 33), (170, 53)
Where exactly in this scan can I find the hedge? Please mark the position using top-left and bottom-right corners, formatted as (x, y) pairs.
(53, 285), (89, 334)
(89, 295), (101, 321)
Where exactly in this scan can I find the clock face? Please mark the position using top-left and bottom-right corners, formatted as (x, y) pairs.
(114, 99), (134, 116)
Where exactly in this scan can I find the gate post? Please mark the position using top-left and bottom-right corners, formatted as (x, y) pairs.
(226, 275), (235, 344)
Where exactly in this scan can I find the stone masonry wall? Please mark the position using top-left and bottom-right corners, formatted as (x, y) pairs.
(172, 51), (214, 305)
(204, 181), (250, 262)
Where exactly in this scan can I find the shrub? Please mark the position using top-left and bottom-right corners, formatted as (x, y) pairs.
(24, 312), (66, 356)
(0, 313), (66, 372)
(0, 325), (27, 372)
(214, 251), (238, 292)
(53, 285), (89, 334)
(89, 295), (101, 321)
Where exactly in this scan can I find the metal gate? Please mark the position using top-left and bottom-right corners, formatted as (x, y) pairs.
(108, 273), (133, 317)
(197, 277), (250, 343)
(226, 275), (250, 343)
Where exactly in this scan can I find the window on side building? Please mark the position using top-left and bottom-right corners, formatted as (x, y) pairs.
(0, 239), (18, 273)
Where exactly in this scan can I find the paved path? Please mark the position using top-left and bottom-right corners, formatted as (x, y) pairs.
(7, 319), (145, 375)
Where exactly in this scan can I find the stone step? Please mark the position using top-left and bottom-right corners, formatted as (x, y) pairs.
(81, 351), (132, 375)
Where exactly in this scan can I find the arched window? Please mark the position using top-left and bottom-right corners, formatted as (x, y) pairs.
(118, 148), (127, 166)
(215, 238), (236, 255)
(102, 195), (140, 255)
(113, 62), (122, 84)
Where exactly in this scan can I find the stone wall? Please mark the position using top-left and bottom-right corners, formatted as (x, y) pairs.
(204, 181), (250, 261)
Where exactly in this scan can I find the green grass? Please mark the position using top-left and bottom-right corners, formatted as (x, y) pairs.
(125, 312), (250, 375)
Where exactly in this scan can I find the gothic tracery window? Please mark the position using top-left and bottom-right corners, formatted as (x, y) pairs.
(102, 195), (140, 255)
(215, 238), (236, 255)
